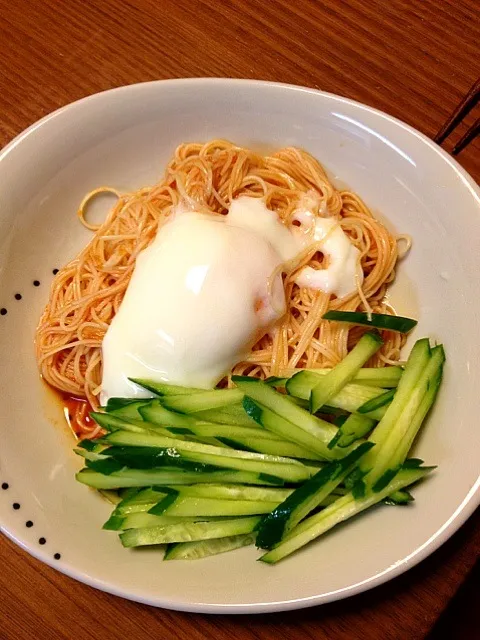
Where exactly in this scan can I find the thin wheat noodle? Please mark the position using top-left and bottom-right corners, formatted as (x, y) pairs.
(35, 140), (407, 437)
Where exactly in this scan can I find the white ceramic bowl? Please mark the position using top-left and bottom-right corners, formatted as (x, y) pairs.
(0, 79), (479, 613)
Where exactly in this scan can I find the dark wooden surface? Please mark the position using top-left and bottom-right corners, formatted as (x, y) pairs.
(1, 1), (479, 638)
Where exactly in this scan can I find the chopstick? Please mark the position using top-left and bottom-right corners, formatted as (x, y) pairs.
(434, 78), (479, 155)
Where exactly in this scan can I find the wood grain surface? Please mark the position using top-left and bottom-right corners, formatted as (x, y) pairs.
(1, 1), (479, 639)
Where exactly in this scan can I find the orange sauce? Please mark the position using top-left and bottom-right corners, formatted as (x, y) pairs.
(42, 378), (101, 440)
(59, 392), (95, 437)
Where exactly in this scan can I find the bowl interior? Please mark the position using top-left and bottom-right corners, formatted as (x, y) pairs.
(0, 80), (479, 612)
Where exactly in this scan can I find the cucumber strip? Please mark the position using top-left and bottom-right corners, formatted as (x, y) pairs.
(344, 366), (402, 388)
(99, 490), (122, 505)
(357, 389), (396, 414)
(105, 397), (142, 411)
(115, 491), (339, 515)
(383, 489), (414, 506)
(149, 495), (279, 517)
(194, 406), (259, 428)
(310, 332), (383, 413)
(322, 310), (418, 334)
(115, 487), (167, 513)
(171, 484), (294, 502)
(328, 414), (376, 449)
(102, 430), (307, 467)
(118, 487), (141, 499)
(91, 412), (193, 442)
(395, 366), (443, 465)
(260, 465), (433, 563)
(77, 439), (105, 452)
(256, 442), (374, 549)
(100, 432), (312, 483)
(164, 534), (256, 560)
(283, 367), (403, 388)
(326, 389), (388, 420)
(172, 423), (283, 442)
(76, 468), (283, 489)
(368, 347), (445, 487)
(105, 512), (215, 531)
(162, 389), (244, 414)
(179, 424), (320, 460)
(116, 502), (158, 515)
(229, 436), (322, 460)
(243, 396), (336, 460)
(129, 378), (204, 396)
(108, 401), (150, 421)
(75, 447), (107, 462)
(264, 376), (288, 387)
(287, 374), (388, 420)
(90, 412), (151, 434)
(98, 446), (220, 473)
(173, 451), (310, 482)
(233, 377), (342, 459)
(359, 338), (433, 475)
(138, 401), (200, 427)
(120, 515), (261, 547)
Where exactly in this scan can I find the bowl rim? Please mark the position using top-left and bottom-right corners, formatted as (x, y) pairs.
(1, 77), (479, 613)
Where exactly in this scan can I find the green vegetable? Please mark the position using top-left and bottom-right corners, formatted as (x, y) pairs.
(75, 335), (443, 565)
(310, 332), (383, 413)
(286, 373), (389, 420)
(76, 467), (284, 489)
(256, 442), (374, 550)
(259, 465), (434, 563)
(164, 534), (256, 560)
(327, 413), (376, 449)
(120, 516), (261, 547)
(357, 389), (395, 414)
(322, 310), (418, 334)
(233, 377), (343, 460)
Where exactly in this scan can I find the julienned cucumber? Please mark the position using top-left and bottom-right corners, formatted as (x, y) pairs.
(357, 389), (395, 414)
(170, 484), (294, 503)
(256, 442), (374, 550)
(129, 378), (204, 396)
(260, 465), (434, 563)
(76, 335), (442, 565)
(162, 389), (244, 413)
(104, 512), (208, 530)
(193, 405), (259, 428)
(164, 534), (256, 560)
(138, 401), (201, 427)
(120, 516), (261, 547)
(107, 400), (148, 421)
(366, 345), (445, 488)
(286, 374), (389, 420)
(233, 377), (344, 460)
(310, 332), (383, 413)
(90, 412), (151, 434)
(322, 310), (418, 334)
(358, 338), (433, 476)
(76, 467), (285, 489)
(164, 423), (320, 460)
(99, 431), (313, 482)
(278, 366), (403, 389)
(148, 494), (279, 517)
(327, 413), (376, 449)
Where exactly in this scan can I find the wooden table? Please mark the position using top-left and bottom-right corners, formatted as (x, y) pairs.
(1, 1), (479, 638)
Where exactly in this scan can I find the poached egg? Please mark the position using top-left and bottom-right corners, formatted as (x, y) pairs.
(101, 196), (362, 402)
